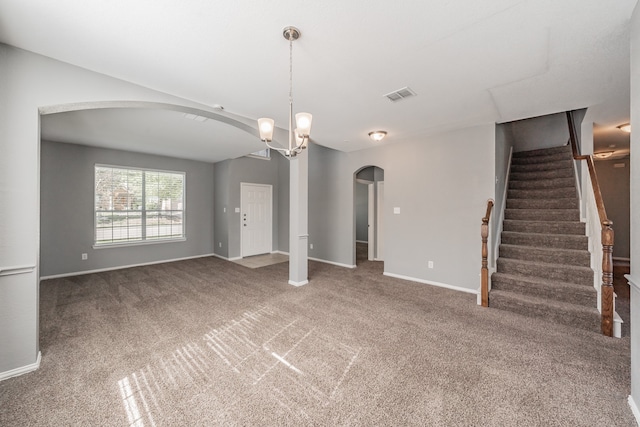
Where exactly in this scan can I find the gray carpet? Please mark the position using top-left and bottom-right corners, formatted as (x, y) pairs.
(0, 247), (634, 426)
(491, 145), (601, 332)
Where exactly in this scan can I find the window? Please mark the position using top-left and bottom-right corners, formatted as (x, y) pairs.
(95, 165), (185, 246)
(247, 148), (271, 159)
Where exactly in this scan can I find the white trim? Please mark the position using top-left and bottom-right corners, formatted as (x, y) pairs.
(627, 275), (640, 292)
(212, 253), (242, 262)
(308, 257), (356, 269)
(383, 272), (479, 295)
(0, 264), (36, 277)
(0, 351), (41, 382)
(93, 237), (186, 250)
(356, 240), (368, 244)
(40, 253), (215, 280)
(271, 252), (357, 269)
(628, 395), (640, 425)
(614, 257), (632, 262)
(493, 146), (513, 269)
(288, 279), (309, 287)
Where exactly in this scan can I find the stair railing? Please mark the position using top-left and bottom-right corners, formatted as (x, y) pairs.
(481, 199), (494, 307)
(566, 110), (615, 337)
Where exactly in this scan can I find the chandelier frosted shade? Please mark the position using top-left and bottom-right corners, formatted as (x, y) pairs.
(258, 118), (275, 142)
(295, 112), (313, 137)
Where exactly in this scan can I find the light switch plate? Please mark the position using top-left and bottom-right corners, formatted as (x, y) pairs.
(394, 207), (401, 214)
(235, 207), (240, 213)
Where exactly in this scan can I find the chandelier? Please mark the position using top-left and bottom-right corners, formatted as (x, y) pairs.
(257, 26), (312, 158)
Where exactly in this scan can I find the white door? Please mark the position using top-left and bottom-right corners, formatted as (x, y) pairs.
(241, 183), (272, 257)
(376, 182), (384, 261)
(368, 183), (375, 261)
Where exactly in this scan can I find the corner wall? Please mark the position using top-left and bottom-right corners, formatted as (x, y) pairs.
(628, 3), (640, 420)
(0, 44), (225, 375)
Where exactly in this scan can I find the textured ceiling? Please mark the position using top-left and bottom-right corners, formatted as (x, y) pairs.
(0, 0), (636, 159)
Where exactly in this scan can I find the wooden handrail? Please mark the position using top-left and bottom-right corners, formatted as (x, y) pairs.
(566, 111), (615, 337)
(481, 199), (494, 307)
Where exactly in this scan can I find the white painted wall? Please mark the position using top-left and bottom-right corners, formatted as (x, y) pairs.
(0, 44), (227, 375)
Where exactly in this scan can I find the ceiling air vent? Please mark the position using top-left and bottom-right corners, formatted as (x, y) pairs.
(384, 87), (417, 102)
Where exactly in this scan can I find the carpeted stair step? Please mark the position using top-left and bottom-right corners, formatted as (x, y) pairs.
(501, 231), (587, 250)
(502, 219), (585, 235)
(498, 244), (591, 266)
(510, 168), (575, 181)
(506, 198), (579, 210)
(511, 151), (573, 165)
(511, 161), (573, 173)
(505, 208), (580, 222)
(512, 145), (572, 158)
(491, 272), (596, 306)
(509, 177), (576, 190)
(508, 187), (576, 199)
(497, 258), (593, 285)
(489, 289), (600, 333)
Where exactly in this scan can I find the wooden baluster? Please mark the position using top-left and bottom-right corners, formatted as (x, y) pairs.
(481, 219), (489, 307)
(601, 220), (614, 337)
(481, 200), (493, 307)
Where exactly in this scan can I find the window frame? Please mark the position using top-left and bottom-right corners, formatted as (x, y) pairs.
(93, 164), (186, 248)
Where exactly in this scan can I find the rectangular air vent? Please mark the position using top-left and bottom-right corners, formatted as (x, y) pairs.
(183, 113), (208, 122)
(384, 86), (417, 102)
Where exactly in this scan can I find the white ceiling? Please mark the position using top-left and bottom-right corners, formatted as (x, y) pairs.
(0, 0), (636, 160)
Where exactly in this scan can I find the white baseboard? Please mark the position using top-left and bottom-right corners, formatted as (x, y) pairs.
(40, 253), (216, 280)
(288, 280), (309, 287)
(628, 395), (640, 425)
(212, 253), (242, 261)
(308, 257), (356, 269)
(383, 272), (479, 295)
(355, 240), (368, 244)
(0, 351), (41, 382)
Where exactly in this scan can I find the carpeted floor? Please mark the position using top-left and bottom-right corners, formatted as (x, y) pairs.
(0, 247), (634, 426)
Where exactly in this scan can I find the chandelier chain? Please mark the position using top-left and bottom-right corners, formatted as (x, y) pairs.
(289, 35), (293, 105)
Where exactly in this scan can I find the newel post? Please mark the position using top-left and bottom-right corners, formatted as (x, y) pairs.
(481, 218), (490, 307)
(601, 220), (614, 337)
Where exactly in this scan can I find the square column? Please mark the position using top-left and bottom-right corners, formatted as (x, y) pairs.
(288, 150), (308, 286)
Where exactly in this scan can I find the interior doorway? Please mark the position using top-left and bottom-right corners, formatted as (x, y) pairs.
(354, 166), (384, 265)
(241, 183), (273, 257)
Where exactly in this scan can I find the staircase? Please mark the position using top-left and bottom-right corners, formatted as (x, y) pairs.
(490, 144), (600, 332)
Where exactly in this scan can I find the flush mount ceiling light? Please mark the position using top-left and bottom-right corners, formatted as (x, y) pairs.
(593, 151), (615, 159)
(257, 26), (312, 158)
(617, 123), (631, 133)
(368, 131), (387, 142)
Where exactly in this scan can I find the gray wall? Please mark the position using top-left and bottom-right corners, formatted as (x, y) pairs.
(213, 160), (230, 258)
(40, 141), (215, 277)
(306, 124), (495, 288)
(308, 143), (348, 263)
(277, 151), (290, 253)
(213, 152), (286, 259)
(630, 3), (640, 414)
(594, 158), (630, 260)
(510, 112), (569, 152)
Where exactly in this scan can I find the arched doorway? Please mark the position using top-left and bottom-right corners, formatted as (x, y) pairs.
(353, 166), (384, 266)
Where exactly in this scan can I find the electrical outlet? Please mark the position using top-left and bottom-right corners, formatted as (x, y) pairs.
(219, 242), (222, 248)
(81, 253), (88, 260)
(310, 243), (313, 250)
(428, 260), (434, 269)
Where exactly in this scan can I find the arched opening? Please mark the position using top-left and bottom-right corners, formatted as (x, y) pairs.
(353, 166), (384, 266)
